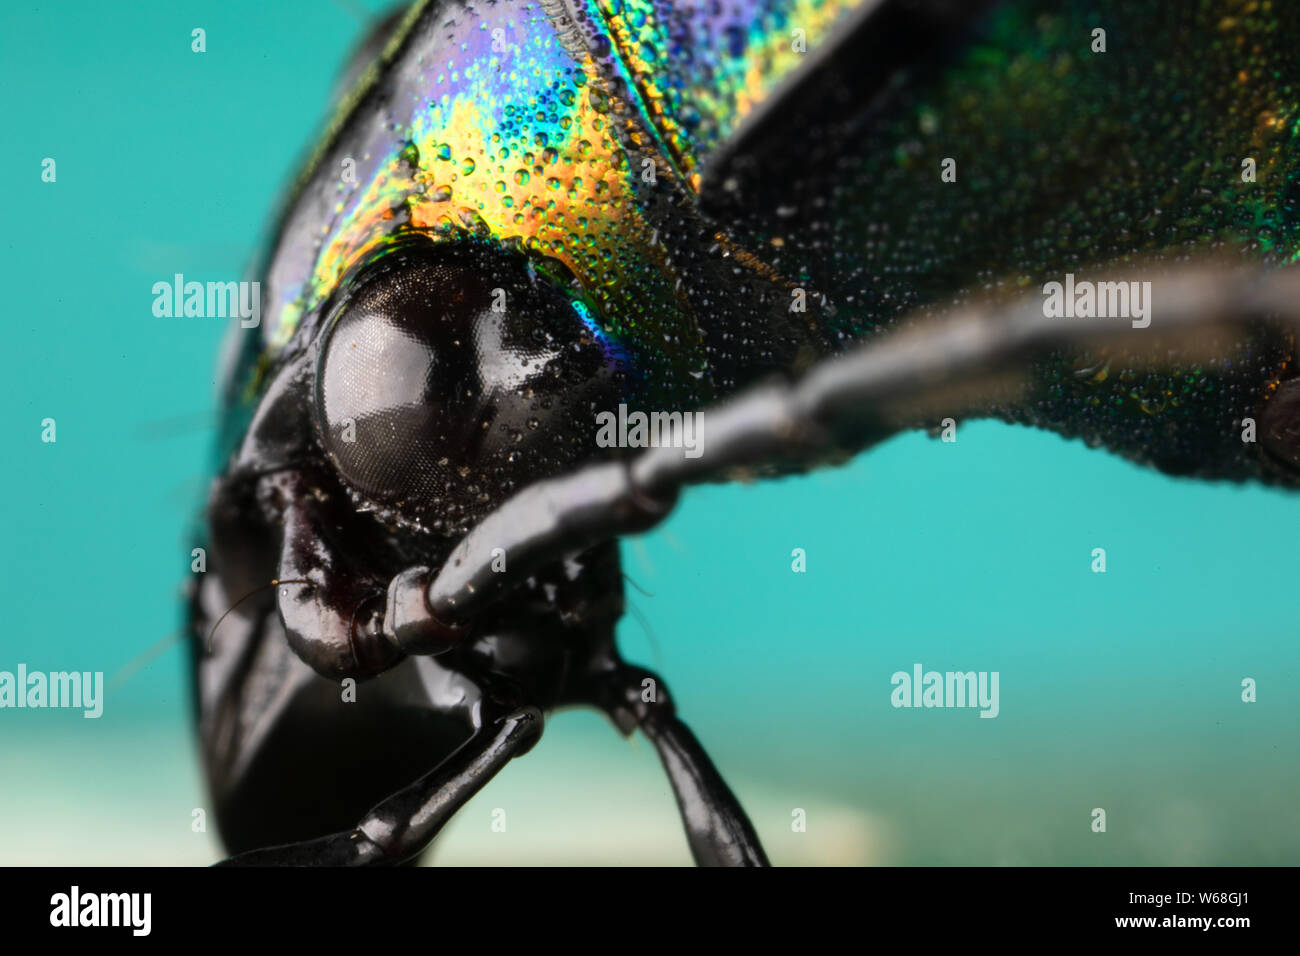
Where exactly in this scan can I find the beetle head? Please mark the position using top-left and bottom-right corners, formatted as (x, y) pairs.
(311, 240), (622, 538)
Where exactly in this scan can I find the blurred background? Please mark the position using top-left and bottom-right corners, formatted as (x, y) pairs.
(2, 0), (1297, 865)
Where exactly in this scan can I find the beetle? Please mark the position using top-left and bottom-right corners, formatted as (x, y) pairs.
(191, 0), (1300, 865)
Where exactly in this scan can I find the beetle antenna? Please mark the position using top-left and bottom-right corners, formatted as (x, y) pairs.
(624, 600), (663, 674)
(131, 409), (214, 441)
(107, 629), (185, 694)
(329, 0), (369, 24)
(621, 572), (655, 598)
(206, 579), (313, 653)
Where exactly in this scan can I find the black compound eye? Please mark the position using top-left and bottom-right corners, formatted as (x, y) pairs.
(315, 244), (619, 535)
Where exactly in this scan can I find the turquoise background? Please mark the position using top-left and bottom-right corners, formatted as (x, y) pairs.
(2, 0), (1296, 865)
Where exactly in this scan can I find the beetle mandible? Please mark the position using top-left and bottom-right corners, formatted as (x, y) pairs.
(192, 0), (1300, 865)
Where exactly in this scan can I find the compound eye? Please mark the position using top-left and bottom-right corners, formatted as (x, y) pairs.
(315, 245), (618, 535)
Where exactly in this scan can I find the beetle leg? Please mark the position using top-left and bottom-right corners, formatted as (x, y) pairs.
(424, 263), (1300, 623)
(215, 700), (542, 866)
(266, 469), (467, 680)
(597, 665), (769, 867)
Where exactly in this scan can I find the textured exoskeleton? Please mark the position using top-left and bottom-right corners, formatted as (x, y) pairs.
(192, 0), (1300, 865)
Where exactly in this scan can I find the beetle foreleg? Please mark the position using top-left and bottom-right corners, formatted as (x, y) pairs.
(599, 666), (769, 867)
(425, 263), (1300, 623)
(215, 701), (542, 866)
